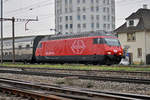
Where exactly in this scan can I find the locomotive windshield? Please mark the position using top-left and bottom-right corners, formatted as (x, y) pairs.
(93, 38), (120, 46)
(104, 38), (120, 46)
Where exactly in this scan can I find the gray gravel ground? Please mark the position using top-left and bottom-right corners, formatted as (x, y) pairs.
(1, 67), (150, 79)
(0, 93), (27, 100)
(0, 73), (150, 95)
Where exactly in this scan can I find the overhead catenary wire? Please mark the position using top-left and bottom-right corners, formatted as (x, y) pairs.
(3, 0), (150, 37)
(5, 0), (147, 21)
(5, 0), (54, 15)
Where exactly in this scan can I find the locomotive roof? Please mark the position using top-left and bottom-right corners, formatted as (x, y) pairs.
(1, 35), (46, 42)
(43, 32), (116, 41)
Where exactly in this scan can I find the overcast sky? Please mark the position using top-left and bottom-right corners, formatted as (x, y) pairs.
(1, 0), (150, 37)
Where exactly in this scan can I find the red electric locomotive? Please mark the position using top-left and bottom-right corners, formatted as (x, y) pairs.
(35, 32), (123, 65)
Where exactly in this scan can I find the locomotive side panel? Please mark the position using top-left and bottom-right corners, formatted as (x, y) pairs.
(35, 36), (108, 63)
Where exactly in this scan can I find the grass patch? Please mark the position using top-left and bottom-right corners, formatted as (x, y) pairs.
(0, 62), (150, 71)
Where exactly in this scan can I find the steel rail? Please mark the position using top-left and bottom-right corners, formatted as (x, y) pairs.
(0, 69), (150, 84)
(0, 77), (149, 100)
(0, 65), (150, 74)
(0, 85), (70, 100)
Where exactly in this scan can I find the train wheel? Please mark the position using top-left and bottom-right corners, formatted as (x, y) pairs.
(93, 62), (98, 65)
(106, 58), (112, 66)
(60, 62), (64, 65)
(23, 60), (27, 64)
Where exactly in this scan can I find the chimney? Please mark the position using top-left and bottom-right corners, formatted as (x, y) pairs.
(143, 4), (148, 9)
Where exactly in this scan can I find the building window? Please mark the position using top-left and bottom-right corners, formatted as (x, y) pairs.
(77, 0), (80, 4)
(107, 15), (110, 21)
(77, 7), (80, 12)
(103, 15), (106, 21)
(103, 24), (106, 29)
(70, 24), (73, 29)
(69, 7), (73, 12)
(59, 17), (62, 22)
(69, 0), (72, 4)
(57, 9), (59, 14)
(107, 24), (110, 29)
(107, 7), (110, 13)
(107, 0), (110, 4)
(111, 0), (114, 4)
(96, 23), (99, 28)
(65, 8), (68, 13)
(77, 24), (81, 28)
(103, 7), (106, 12)
(65, 16), (68, 21)
(65, 24), (68, 29)
(65, 0), (68, 4)
(96, 0), (99, 3)
(83, 23), (86, 28)
(96, 15), (99, 20)
(77, 15), (81, 20)
(137, 48), (142, 58)
(91, 15), (94, 20)
(103, 0), (106, 4)
(82, 0), (85, 3)
(70, 16), (72, 20)
(83, 7), (86, 12)
(83, 15), (86, 20)
(91, 6), (94, 12)
(127, 33), (136, 42)
(96, 6), (99, 12)
(59, 25), (63, 30)
(91, 23), (94, 28)
(60, 9), (62, 14)
(129, 20), (134, 26)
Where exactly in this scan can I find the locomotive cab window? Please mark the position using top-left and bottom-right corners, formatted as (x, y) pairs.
(37, 43), (42, 48)
(93, 38), (105, 44)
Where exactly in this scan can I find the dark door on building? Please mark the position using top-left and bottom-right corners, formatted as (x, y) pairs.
(146, 54), (150, 64)
(128, 53), (133, 64)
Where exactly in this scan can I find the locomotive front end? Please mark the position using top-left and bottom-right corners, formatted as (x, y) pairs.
(104, 37), (123, 65)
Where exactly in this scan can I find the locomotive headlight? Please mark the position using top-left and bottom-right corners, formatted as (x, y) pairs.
(107, 52), (112, 55)
(119, 53), (122, 55)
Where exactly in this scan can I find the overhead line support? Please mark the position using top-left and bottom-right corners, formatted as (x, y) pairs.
(0, 16), (38, 63)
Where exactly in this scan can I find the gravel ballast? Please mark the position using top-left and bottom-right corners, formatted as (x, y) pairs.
(0, 73), (150, 95)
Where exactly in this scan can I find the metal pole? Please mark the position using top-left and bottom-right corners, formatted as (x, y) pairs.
(1, 0), (3, 63)
(12, 17), (15, 63)
(55, 0), (57, 34)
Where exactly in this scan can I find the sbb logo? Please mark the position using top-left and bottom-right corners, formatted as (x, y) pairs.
(71, 40), (86, 54)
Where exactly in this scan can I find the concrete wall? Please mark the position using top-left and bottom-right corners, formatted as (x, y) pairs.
(118, 31), (147, 64)
(146, 31), (150, 54)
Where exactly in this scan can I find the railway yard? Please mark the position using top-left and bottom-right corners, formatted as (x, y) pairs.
(0, 65), (150, 100)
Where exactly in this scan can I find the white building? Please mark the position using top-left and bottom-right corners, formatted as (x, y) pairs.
(55, 0), (115, 34)
(115, 7), (150, 64)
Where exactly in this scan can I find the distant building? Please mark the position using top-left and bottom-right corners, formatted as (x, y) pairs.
(55, 0), (115, 35)
(115, 6), (150, 64)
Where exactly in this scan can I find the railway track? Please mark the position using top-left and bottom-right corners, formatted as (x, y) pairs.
(0, 77), (150, 100)
(0, 69), (150, 84)
(1, 65), (150, 74)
